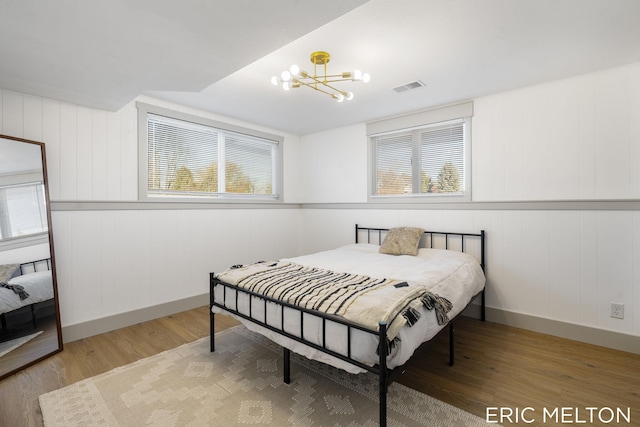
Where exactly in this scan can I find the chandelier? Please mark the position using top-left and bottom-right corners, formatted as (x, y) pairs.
(270, 51), (370, 102)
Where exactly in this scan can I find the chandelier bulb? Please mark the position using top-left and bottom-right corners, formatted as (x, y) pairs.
(271, 52), (367, 100)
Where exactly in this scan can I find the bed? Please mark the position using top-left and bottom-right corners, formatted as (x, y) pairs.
(0, 259), (54, 329)
(210, 225), (485, 426)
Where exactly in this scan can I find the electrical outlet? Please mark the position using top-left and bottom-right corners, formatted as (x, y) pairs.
(610, 302), (624, 319)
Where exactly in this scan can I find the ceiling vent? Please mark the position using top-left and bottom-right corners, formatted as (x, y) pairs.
(393, 80), (426, 93)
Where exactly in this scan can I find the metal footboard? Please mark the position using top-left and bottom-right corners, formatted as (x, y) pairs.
(210, 276), (393, 424)
(210, 225), (486, 427)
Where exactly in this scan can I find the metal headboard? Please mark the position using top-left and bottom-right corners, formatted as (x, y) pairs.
(355, 224), (485, 273)
(19, 258), (52, 275)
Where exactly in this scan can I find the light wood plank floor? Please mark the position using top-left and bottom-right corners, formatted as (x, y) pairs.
(0, 307), (638, 426)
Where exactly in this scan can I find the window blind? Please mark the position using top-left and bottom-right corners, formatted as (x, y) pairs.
(374, 132), (413, 195)
(146, 113), (277, 198)
(371, 118), (468, 197)
(0, 183), (47, 238)
(420, 121), (465, 194)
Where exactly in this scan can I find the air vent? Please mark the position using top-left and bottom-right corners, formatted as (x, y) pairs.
(393, 80), (426, 93)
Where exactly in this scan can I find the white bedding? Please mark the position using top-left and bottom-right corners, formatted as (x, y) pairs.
(212, 243), (485, 373)
(0, 270), (54, 315)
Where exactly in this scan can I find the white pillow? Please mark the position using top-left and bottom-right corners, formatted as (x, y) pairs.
(0, 263), (20, 282)
(379, 227), (425, 256)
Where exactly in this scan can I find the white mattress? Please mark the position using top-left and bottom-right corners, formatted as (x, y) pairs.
(0, 270), (54, 315)
(212, 243), (485, 373)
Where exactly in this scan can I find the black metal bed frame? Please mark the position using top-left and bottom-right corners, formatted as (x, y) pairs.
(1, 258), (53, 330)
(210, 225), (485, 426)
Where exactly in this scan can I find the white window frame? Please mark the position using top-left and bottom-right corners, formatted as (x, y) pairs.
(367, 102), (473, 202)
(137, 103), (283, 203)
(0, 180), (48, 241)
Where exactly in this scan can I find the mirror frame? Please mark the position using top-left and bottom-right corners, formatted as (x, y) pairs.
(0, 134), (62, 381)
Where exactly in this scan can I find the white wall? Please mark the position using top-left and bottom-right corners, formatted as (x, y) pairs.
(473, 63), (640, 201)
(297, 124), (368, 203)
(297, 62), (640, 339)
(1, 90), (303, 329)
(3, 60), (639, 342)
(0, 243), (50, 265)
(52, 208), (300, 326)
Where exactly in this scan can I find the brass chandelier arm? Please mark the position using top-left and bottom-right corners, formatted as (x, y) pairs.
(295, 72), (353, 91)
(294, 80), (349, 97)
(271, 51), (369, 102)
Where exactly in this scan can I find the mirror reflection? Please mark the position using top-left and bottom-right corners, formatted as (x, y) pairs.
(0, 135), (62, 380)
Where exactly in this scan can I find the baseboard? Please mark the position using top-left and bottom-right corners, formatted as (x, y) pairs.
(63, 296), (639, 356)
(61, 293), (209, 343)
(481, 306), (639, 355)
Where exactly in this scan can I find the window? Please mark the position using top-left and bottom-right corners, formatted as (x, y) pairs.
(368, 102), (472, 201)
(0, 182), (48, 240)
(138, 103), (282, 202)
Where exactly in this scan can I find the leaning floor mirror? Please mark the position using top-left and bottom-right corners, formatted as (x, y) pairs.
(0, 134), (62, 380)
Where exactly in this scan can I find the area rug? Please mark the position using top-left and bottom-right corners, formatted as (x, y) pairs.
(40, 326), (494, 426)
(0, 330), (43, 357)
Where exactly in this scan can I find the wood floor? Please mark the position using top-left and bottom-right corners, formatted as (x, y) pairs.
(0, 306), (638, 427)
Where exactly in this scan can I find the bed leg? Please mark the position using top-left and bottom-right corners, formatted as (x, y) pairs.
(210, 311), (215, 352)
(31, 304), (37, 328)
(283, 347), (291, 384)
(449, 321), (455, 366)
(379, 321), (388, 427)
(481, 289), (486, 322)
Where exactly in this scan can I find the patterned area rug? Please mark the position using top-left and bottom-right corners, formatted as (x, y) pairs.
(40, 326), (494, 426)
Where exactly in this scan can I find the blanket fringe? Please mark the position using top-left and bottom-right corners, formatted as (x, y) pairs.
(1, 282), (29, 300)
(421, 292), (453, 325)
(402, 306), (422, 326)
(376, 336), (401, 357)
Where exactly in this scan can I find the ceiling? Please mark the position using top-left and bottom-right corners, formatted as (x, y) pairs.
(2, 0), (640, 136)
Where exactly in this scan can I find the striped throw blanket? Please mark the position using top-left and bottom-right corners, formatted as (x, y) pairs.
(215, 261), (452, 340)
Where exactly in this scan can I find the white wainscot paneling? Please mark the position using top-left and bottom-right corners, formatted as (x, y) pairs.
(499, 211), (525, 312)
(594, 67), (631, 199)
(632, 63), (640, 198)
(470, 96), (494, 201)
(43, 98), (62, 200)
(579, 212), (599, 327)
(1, 90), (139, 202)
(501, 92), (524, 201)
(299, 124), (367, 203)
(92, 110), (108, 200)
(596, 211), (634, 334)
(59, 102), (78, 200)
(76, 107), (94, 200)
(577, 73), (597, 199)
(548, 80), (581, 200)
(521, 211), (551, 317)
(549, 211), (582, 323)
(68, 211), (103, 324)
(473, 62), (640, 202)
(51, 208), (301, 327)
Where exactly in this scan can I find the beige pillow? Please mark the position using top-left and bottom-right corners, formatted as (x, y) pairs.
(0, 263), (20, 282)
(379, 227), (424, 256)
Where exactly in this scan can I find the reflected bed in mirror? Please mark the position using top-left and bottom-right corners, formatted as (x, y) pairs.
(0, 135), (62, 380)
